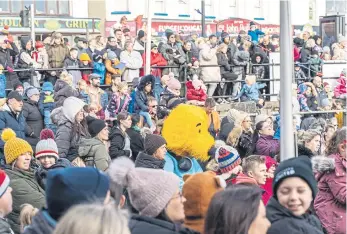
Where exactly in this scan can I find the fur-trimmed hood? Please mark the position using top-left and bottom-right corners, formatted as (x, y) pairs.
(312, 156), (335, 174)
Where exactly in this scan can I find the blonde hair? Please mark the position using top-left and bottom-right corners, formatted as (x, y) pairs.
(217, 43), (228, 53)
(20, 204), (39, 232)
(60, 71), (73, 86)
(297, 129), (321, 145)
(117, 81), (128, 92)
(53, 203), (130, 234)
(226, 125), (243, 147)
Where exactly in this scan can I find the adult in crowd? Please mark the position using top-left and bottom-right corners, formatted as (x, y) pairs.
(312, 76), (328, 107)
(135, 133), (167, 169)
(63, 48), (82, 87)
(23, 87), (44, 149)
(23, 167), (110, 234)
(105, 49), (122, 86)
(160, 30), (186, 78)
(186, 31), (199, 59)
(87, 73), (108, 119)
(120, 41), (143, 82)
(205, 185), (270, 234)
(153, 75), (170, 103)
(108, 157), (193, 234)
(126, 113), (144, 162)
(53, 71), (80, 108)
(0, 91), (25, 163)
(0, 35), (20, 89)
(105, 36), (122, 58)
(313, 127), (346, 234)
(205, 98), (220, 139)
(236, 112), (253, 158)
(141, 43), (168, 78)
(133, 30), (146, 56)
(109, 112), (132, 159)
(2, 129), (45, 234)
(46, 32), (69, 84)
(266, 157), (324, 234)
(220, 32), (238, 64)
(114, 28), (124, 49)
(297, 129), (321, 157)
(84, 38), (98, 61)
(52, 204), (130, 234)
(0, 169), (13, 233)
(199, 38), (221, 97)
(252, 120), (280, 157)
(79, 117), (111, 171)
(75, 37), (87, 57)
(51, 97), (90, 160)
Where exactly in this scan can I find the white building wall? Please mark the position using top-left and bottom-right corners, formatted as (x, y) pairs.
(71, 0), (89, 18)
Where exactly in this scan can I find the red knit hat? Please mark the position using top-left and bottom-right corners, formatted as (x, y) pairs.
(0, 169), (9, 197)
(35, 41), (44, 49)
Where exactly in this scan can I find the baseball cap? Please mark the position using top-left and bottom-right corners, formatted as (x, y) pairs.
(7, 91), (23, 101)
(89, 73), (101, 80)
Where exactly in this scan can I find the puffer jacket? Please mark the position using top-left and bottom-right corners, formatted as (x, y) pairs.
(334, 75), (346, 98)
(22, 99), (44, 148)
(78, 137), (111, 171)
(135, 152), (165, 169)
(255, 134), (280, 157)
(22, 209), (56, 234)
(160, 42), (186, 77)
(199, 43), (221, 82)
(186, 81), (207, 102)
(53, 79), (80, 108)
(126, 127), (144, 161)
(237, 130), (253, 158)
(4, 167), (45, 234)
(267, 197), (324, 234)
(46, 44), (69, 69)
(109, 127), (131, 159)
(232, 50), (249, 75)
(313, 155), (346, 234)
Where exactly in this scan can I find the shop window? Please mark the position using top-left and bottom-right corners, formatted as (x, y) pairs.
(326, 0), (347, 15)
(35, 0), (45, 14)
(0, 0), (70, 15)
(11, 1), (22, 13)
(0, 1), (10, 12)
(58, 0), (69, 15)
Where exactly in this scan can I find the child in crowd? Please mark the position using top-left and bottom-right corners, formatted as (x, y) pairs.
(309, 50), (324, 77)
(334, 69), (346, 99)
(187, 58), (201, 79)
(318, 98), (334, 120)
(38, 82), (56, 133)
(297, 83), (310, 111)
(0, 64), (6, 98)
(323, 82), (333, 100)
(252, 54), (265, 80)
(32, 41), (48, 69)
(333, 99), (344, 128)
(93, 54), (106, 85)
(64, 48), (82, 88)
(0, 169), (14, 234)
(160, 77), (182, 109)
(86, 103), (99, 119)
(186, 75), (207, 106)
(322, 46), (331, 60)
(19, 204), (38, 233)
(106, 81), (131, 120)
(77, 79), (90, 104)
(232, 75), (266, 107)
(13, 82), (24, 96)
(128, 78), (139, 114)
(235, 155), (267, 187)
(261, 156), (277, 205)
(214, 146), (242, 185)
(294, 62), (307, 84)
(79, 53), (93, 83)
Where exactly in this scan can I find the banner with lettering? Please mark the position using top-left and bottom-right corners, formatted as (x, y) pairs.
(217, 18), (280, 35)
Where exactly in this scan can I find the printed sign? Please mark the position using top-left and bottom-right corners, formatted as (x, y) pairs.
(217, 18), (280, 35)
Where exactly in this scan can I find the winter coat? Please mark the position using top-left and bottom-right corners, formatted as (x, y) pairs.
(248, 29), (265, 43)
(313, 154), (346, 234)
(23, 100), (44, 148)
(266, 197), (324, 234)
(0, 74), (6, 98)
(79, 61), (93, 82)
(22, 210), (56, 234)
(140, 51), (168, 77)
(334, 75), (346, 98)
(135, 152), (165, 169)
(153, 77), (165, 103)
(332, 43), (346, 60)
(107, 93), (131, 118)
(160, 42), (186, 77)
(236, 82), (265, 101)
(186, 37), (199, 59)
(87, 87), (108, 111)
(133, 39), (145, 56)
(38, 93), (56, 131)
(0, 42), (19, 89)
(295, 69), (307, 83)
(126, 127), (144, 161)
(255, 134), (280, 157)
(109, 127), (131, 159)
(5, 167), (45, 234)
(104, 59), (122, 85)
(16, 48), (41, 81)
(199, 43), (221, 82)
(232, 50), (249, 75)
(0, 104), (25, 149)
(63, 56), (82, 87)
(120, 50), (143, 82)
(252, 64), (265, 80)
(237, 130), (253, 158)
(0, 218), (14, 234)
(216, 52), (231, 75)
(294, 46), (301, 62)
(186, 81), (207, 102)
(53, 79), (80, 108)
(164, 151), (203, 190)
(135, 90), (150, 113)
(129, 214), (198, 234)
(93, 62), (106, 84)
(78, 137), (111, 171)
(46, 44), (69, 69)
(261, 156), (277, 205)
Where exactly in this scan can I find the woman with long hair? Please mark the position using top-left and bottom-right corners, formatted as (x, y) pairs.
(204, 185), (270, 234)
(297, 129), (321, 157)
(109, 112), (132, 159)
(251, 121), (279, 157)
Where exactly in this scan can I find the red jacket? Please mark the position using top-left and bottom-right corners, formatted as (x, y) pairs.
(140, 51), (168, 77)
(294, 46), (300, 62)
(186, 81), (207, 102)
(261, 156), (277, 205)
(313, 154), (346, 234)
(334, 75), (346, 98)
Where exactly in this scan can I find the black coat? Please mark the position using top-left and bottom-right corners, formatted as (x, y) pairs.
(297, 144), (315, 158)
(126, 127), (144, 161)
(129, 214), (198, 234)
(53, 79), (80, 108)
(0, 218), (14, 234)
(237, 131), (253, 158)
(266, 197), (324, 234)
(0, 43), (19, 89)
(23, 100), (44, 148)
(135, 152), (165, 169)
(109, 127), (131, 159)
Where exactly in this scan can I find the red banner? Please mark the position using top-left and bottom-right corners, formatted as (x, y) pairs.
(217, 18), (280, 35)
(104, 21), (137, 37)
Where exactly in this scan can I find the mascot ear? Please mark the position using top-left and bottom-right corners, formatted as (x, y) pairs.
(183, 174), (192, 182)
(214, 176), (227, 189)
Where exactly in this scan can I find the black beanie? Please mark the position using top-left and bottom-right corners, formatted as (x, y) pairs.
(273, 156), (317, 199)
(144, 134), (167, 155)
(86, 116), (107, 137)
(137, 30), (145, 39)
(166, 31), (174, 40)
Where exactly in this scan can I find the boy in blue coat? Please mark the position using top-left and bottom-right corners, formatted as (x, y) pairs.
(93, 54), (106, 85)
(38, 82), (56, 133)
(232, 75), (266, 107)
(248, 21), (265, 44)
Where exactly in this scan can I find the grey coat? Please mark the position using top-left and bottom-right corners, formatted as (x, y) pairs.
(199, 43), (221, 82)
(63, 56), (82, 87)
(22, 100), (44, 148)
(78, 137), (111, 171)
(160, 42), (186, 77)
(232, 50), (249, 75)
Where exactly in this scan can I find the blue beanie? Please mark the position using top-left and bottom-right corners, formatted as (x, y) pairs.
(42, 82), (54, 92)
(45, 167), (109, 220)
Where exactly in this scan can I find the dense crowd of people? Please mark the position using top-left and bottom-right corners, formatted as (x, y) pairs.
(0, 21), (344, 234)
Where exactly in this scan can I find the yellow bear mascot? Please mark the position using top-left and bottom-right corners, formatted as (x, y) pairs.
(162, 104), (215, 189)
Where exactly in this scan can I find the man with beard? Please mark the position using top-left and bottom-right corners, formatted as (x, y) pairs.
(209, 34), (218, 49)
(106, 36), (122, 58)
(87, 74), (108, 119)
(114, 29), (124, 49)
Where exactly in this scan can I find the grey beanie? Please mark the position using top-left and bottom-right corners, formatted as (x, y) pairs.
(144, 134), (166, 155)
(26, 87), (40, 98)
(107, 49), (118, 60)
(107, 157), (180, 217)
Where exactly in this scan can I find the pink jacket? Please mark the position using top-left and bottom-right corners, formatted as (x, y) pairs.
(313, 154), (346, 234)
(334, 75), (346, 98)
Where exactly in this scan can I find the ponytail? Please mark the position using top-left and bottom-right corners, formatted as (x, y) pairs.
(249, 121), (265, 156)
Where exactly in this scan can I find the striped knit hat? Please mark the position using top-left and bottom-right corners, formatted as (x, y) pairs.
(0, 169), (9, 197)
(215, 146), (241, 174)
(35, 129), (59, 160)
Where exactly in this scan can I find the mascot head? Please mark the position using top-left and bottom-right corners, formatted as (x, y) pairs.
(162, 104), (214, 162)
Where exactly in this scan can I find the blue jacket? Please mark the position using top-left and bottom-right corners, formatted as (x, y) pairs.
(163, 152), (203, 190)
(93, 62), (106, 85)
(248, 29), (265, 43)
(237, 82), (266, 101)
(0, 74), (6, 98)
(38, 93), (55, 115)
(128, 89), (137, 114)
(153, 77), (165, 103)
(0, 104), (26, 149)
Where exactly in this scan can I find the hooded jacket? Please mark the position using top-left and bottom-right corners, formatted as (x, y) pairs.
(251, 53), (265, 80)
(23, 99), (44, 148)
(135, 152), (165, 169)
(313, 155), (346, 234)
(78, 137), (111, 171)
(297, 144), (315, 158)
(53, 79), (80, 108)
(266, 197), (324, 234)
(46, 43), (69, 69)
(126, 127), (144, 161)
(0, 41), (19, 89)
(22, 210), (56, 234)
(135, 75), (155, 113)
